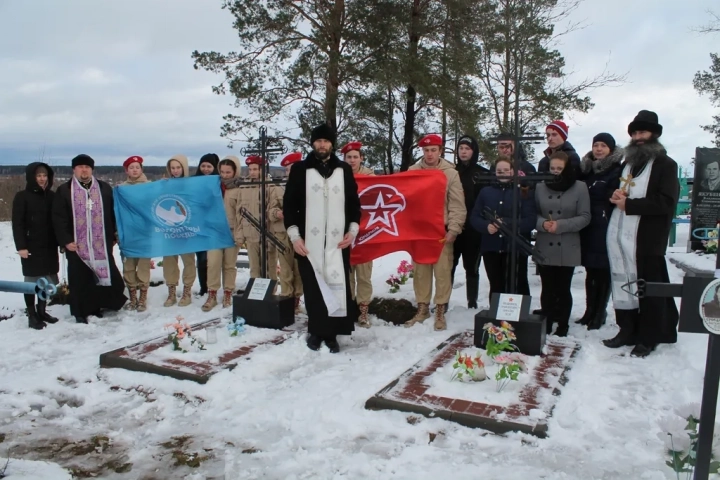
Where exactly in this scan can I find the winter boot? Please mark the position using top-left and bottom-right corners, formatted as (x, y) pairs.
(358, 303), (371, 328)
(306, 333), (322, 351)
(198, 261), (208, 297)
(137, 287), (149, 313)
(178, 285), (193, 307)
(202, 290), (218, 312)
(36, 299), (58, 324)
(434, 303), (448, 331)
(27, 301), (46, 330)
(602, 309), (638, 348)
(222, 289), (233, 308)
(325, 336), (340, 354)
(466, 277), (479, 309)
(587, 274), (611, 331)
(163, 285), (177, 307)
(575, 275), (595, 325)
(405, 303), (430, 328)
(124, 287), (138, 310)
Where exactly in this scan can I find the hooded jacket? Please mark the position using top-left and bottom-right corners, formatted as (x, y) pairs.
(219, 156), (243, 234)
(538, 141), (582, 175)
(166, 154), (190, 178)
(11, 162), (60, 276)
(409, 158), (467, 236)
(195, 153), (219, 176)
(455, 135), (490, 231)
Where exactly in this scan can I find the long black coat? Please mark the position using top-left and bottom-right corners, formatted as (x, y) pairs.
(624, 153), (680, 256)
(283, 153), (361, 337)
(52, 178), (126, 316)
(579, 150), (623, 269)
(11, 162), (59, 277)
(470, 182), (536, 254)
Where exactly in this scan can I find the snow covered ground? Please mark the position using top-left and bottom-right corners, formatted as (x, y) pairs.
(0, 222), (717, 479)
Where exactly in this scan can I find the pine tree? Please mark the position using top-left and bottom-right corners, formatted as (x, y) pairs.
(693, 10), (720, 147)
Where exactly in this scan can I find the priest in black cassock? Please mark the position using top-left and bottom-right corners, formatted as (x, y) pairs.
(604, 110), (680, 357)
(52, 154), (127, 323)
(283, 124), (361, 353)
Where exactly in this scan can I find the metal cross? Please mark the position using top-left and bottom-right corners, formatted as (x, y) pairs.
(620, 174), (635, 192)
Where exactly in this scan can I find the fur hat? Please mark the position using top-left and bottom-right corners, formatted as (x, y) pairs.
(310, 123), (336, 146)
(628, 110), (663, 137)
(71, 154), (95, 169)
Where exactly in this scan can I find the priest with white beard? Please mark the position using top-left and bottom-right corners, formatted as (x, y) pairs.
(604, 110), (680, 357)
(283, 123), (361, 353)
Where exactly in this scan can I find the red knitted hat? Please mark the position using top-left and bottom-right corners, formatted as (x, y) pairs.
(546, 120), (569, 141)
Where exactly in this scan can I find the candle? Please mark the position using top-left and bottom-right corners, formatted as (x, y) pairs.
(206, 326), (217, 344)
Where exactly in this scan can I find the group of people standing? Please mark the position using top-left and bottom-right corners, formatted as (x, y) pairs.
(11, 110), (680, 358)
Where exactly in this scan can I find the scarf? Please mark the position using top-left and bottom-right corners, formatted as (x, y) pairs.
(545, 164), (577, 192)
(581, 148), (624, 175)
(221, 177), (241, 197)
(71, 176), (111, 286)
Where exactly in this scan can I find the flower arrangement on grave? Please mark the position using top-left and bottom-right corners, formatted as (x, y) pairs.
(165, 316), (205, 352)
(397, 260), (414, 283)
(386, 275), (402, 293)
(701, 223), (718, 254)
(227, 316), (246, 337)
(450, 350), (486, 382)
(157, 260), (164, 267)
(657, 403), (720, 477)
(482, 321), (518, 359)
(493, 352), (528, 393)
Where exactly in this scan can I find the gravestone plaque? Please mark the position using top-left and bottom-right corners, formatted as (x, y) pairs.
(691, 148), (720, 251)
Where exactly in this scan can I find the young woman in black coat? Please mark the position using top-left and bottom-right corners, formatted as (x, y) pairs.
(194, 153), (219, 296)
(11, 163), (60, 329)
(470, 156), (536, 299)
(577, 133), (623, 330)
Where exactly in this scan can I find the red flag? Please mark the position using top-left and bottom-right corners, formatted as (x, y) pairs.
(350, 170), (447, 265)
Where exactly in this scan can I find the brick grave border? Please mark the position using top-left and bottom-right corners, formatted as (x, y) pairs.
(99, 318), (306, 384)
(365, 331), (580, 438)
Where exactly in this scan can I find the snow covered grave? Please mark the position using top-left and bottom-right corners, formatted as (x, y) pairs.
(99, 317), (306, 384)
(365, 331), (579, 438)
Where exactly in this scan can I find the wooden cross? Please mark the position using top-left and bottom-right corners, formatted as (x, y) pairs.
(620, 174), (635, 192)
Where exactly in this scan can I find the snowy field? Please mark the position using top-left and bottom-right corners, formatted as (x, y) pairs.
(0, 221), (717, 479)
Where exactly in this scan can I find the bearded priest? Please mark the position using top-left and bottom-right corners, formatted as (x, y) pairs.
(605, 110), (680, 357)
(283, 123), (362, 353)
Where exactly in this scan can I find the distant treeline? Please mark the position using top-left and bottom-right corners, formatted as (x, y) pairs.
(0, 165), (287, 177)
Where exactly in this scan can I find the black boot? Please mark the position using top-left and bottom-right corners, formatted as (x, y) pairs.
(75, 317), (89, 324)
(630, 343), (657, 358)
(198, 261), (208, 297)
(25, 295), (45, 329)
(602, 309), (637, 348)
(306, 334), (322, 351)
(324, 336), (340, 354)
(576, 273), (596, 325)
(36, 300), (59, 324)
(587, 273), (611, 331)
(466, 277), (479, 309)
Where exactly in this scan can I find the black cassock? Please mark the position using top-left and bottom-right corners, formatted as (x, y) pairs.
(283, 153), (361, 338)
(52, 179), (126, 317)
(615, 154), (680, 345)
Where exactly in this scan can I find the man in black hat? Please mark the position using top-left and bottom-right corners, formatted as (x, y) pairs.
(52, 154), (127, 323)
(603, 110), (680, 357)
(283, 124), (361, 353)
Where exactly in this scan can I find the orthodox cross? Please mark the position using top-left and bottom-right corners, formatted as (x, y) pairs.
(241, 126), (288, 279)
(620, 174), (635, 192)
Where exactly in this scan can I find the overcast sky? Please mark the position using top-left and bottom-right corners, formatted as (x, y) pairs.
(0, 0), (717, 172)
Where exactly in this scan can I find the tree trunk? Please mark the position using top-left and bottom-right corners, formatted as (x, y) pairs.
(386, 85), (395, 174)
(400, 0), (421, 172)
(325, 0), (344, 134)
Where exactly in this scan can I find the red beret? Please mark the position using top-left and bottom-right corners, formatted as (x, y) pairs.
(280, 152), (302, 167)
(245, 155), (263, 166)
(123, 156), (143, 170)
(340, 141), (363, 155)
(418, 134), (443, 147)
